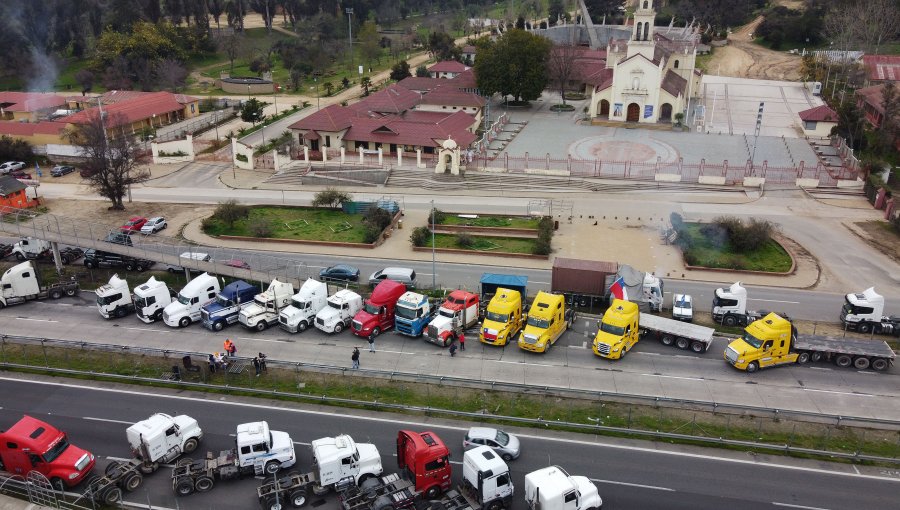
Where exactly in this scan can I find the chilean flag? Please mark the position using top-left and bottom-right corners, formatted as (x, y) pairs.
(609, 277), (628, 301)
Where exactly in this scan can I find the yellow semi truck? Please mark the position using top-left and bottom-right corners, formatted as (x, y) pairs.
(480, 287), (525, 346)
(592, 299), (715, 359)
(517, 291), (574, 353)
(725, 313), (895, 372)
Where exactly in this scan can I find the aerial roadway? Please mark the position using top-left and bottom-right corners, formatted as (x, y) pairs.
(0, 377), (897, 510)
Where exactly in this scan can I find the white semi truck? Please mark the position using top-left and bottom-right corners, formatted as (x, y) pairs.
(239, 279), (295, 331)
(840, 287), (900, 336)
(126, 413), (203, 473)
(133, 277), (175, 323)
(163, 272), (220, 328)
(96, 274), (133, 319)
(315, 289), (363, 334)
(524, 466), (602, 510)
(0, 261), (79, 308)
(711, 281), (766, 327)
(278, 279), (329, 333)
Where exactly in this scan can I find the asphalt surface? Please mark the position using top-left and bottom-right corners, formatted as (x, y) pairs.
(0, 377), (897, 510)
(2, 298), (899, 421)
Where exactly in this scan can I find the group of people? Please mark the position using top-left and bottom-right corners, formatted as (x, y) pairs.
(208, 339), (268, 376)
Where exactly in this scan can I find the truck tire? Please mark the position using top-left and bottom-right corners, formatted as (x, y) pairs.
(858, 323), (871, 334)
(264, 495), (285, 510)
(139, 462), (158, 474)
(137, 264), (147, 272)
(153, 310), (164, 321)
(691, 341), (705, 353)
(106, 460), (122, 476)
(835, 354), (852, 368)
(15, 253), (25, 261)
(183, 437), (199, 453)
(746, 361), (759, 373)
(125, 262), (135, 271)
(50, 289), (62, 299)
(660, 334), (675, 346)
(194, 476), (214, 492)
(297, 320), (308, 333)
(369, 327), (381, 340)
(65, 287), (77, 297)
(675, 337), (690, 350)
(122, 472), (143, 492)
(167, 267), (176, 273)
(811, 351), (824, 362)
(175, 477), (194, 496)
(360, 477), (381, 492)
(212, 321), (224, 332)
(101, 486), (123, 505)
(115, 307), (127, 318)
(723, 315), (738, 327)
(264, 460), (281, 474)
(50, 477), (65, 492)
(487, 500), (504, 510)
(85, 260), (96, 269)
(871, 358), (889, 371)
(797, 352), (810, 364)
(424, 485), (441, 499)
(334, 322), (344, 334)
(178, 317), (191, 328)
(853, 357), (870, 370)
(256, 321), (268, 331)
(61, 255), (70, 264)
(372, 495), (395, 510)
(289, 488), (308, 508)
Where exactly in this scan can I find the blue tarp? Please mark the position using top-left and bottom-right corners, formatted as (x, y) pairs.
(480, 273), (528, 299)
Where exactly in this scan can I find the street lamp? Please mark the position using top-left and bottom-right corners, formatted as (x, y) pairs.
(258, 111), (266, 146)
(431, 200), (436, 290)
(346, 8), (354, 72)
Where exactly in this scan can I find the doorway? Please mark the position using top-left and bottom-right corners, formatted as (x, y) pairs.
(626, 103), (640, 122)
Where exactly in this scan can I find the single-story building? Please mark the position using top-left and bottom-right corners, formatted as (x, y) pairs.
(342, 110), (478, 154)
(0, 175), (39, 209)
(416, 84), (485, 125)
(0, 92), (68, 123)
(798, 104), (838, 138)
(428, 61), (471, 79)
(856, 85), (889, 128)
(62, 91), (200, 138)
(862, 55), (900, 86)
(0, 121), (68, 146)
(462, 45), (477, 65)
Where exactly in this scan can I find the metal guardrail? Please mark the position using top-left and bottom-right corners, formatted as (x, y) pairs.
(3, 334), (900, 435)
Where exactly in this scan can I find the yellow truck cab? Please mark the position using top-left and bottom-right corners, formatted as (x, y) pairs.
(593, 299), (640, 359)
(480, 288), (524, 346)
(725, 313), (797, 372)
(518, 291), (572, 353)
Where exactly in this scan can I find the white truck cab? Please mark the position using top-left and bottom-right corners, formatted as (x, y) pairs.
(524, 466), (602, 510)
(163, 272), (220, 328)
(96, 274), (133, 319)
(12, 237), (50, 260)
(127, 413), (203, 472)
(315, 289), (363, 334)
(133, 276), (174, 323)
(279, 279), (329, 333)
(462, 445), (514, 510)
(238, 279), (295, 331)
(236, 421), (296, 474)
(310, 434), (382, 488)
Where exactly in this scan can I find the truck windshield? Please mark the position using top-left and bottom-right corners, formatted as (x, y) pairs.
(742, 332), (764, 349)
(527, 316), (550, 329)
(675, 297), (691, 309)
(291, 299), (308, 309)
(177, 294), (191, 305)
(215, 295), (234, 307)
(97, 294), (121, 305)
(396, 305), (417, 319)
(363, 302), (381, 315)
(599, 322), (625, 336)
(42, 435), (71, 463)
(328, 301), (342, 310)
(485, 311), (508, 323)
(495, 430), (510, 446)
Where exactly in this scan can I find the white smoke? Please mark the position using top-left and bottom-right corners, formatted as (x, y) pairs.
(27, 47), (60, 93)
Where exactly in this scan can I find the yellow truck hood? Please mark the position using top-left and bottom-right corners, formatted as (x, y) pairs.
(594, 330), (621, 346)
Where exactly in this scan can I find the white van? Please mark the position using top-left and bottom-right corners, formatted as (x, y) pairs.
(368, 267), (417, 288)
(167, 252), (211, 273)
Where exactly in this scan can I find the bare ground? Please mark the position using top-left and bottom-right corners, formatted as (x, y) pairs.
(704, 14), (802, 81)
(850, 221), (900, 264)
(40, 198), (213, 238)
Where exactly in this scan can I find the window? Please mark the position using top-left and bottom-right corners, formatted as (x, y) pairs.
(6, 442), (18, 449)
(763, 341), (773, 351)
(804, 121), (816, 130)
(325, 135), (331, 147)
(674, 60), (679, 69)
(191, 297), (198, 305)
(424, 456), (447, 471)
(564, 491), (577, 503)
(23, 272), (30, 278)
(252, 442), (267, 452)
(166, 426), (176, 436)
(342, 456), (352, 465)
(241, 446), (251, 455)
(497, 473), (510, 486)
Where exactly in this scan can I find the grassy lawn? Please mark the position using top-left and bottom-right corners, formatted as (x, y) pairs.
(679, 223), (792, 272)
(428, 233), (537, 254)
(202, 206), (370, 243)
(439, 215), (540, 229)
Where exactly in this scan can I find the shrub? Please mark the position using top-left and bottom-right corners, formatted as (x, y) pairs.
(699, 223), (728, 248)
(410, 226), (430, 247)
(670, 212), (684, 232)
(364, 207), (393, 232)
(431, 209), (447, 224)
(312, 188), (352, 209)
(213, 199), (249, 227)
(537, 216), (554, 242)
(363, 224), (382, 244)
(532, 237), (552, 255)
(248, 217), (272, 237)
(712, 216), (775, 252)
(456, 233), (474, 248)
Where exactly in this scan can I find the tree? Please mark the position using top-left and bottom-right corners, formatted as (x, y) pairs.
(872, 82), (900, 156)
(0, 135), (35, 164)
(74, 69), (95, 95)
(358, 20), (382, 68)
(221, 33), (242, 74)
(360, 76), (372, 96)
(312, 188), (352, 209)
(548, 44), (579, 105)
(289, 63), (311, 91)
(548, 0), (568, 26)
(390, 60), (412, 81)
(65, 112), (149, 210)
(854, 0), (900, 55)
(323, 81), (334, 96)
(208, 0), (225, 32)
(240, 98), (267, 124)
(428, 31), (460, 61)
(476, 29), (552, 103)
(415, 64), (429, 77)
(583, 0), (621, 21)
(154, 59), (188, 91)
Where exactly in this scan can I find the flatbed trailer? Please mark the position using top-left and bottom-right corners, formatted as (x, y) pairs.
(794, 334), (895, 370)
(639, 313), (716, 353)
(172, 450), (269, 496)
(334, 473), (475, 510)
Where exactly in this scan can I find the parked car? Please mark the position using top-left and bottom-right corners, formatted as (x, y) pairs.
(223, 259), (251, 269)
(141, 216), (167, 234)
(320, 264), (360, 282)
(10, 171), (32, 180)
(0, 161), (26, 174)
(104, 231), (134, 246)
(463, 427), (521, 461)
(121, 217), (148, 232)
(50, 165), (76, 177)
(368, 267), (417, 288)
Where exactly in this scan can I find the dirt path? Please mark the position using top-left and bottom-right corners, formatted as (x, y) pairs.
(704, 14), (802, 81)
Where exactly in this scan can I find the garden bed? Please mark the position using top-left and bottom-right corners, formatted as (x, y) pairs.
(678, 222), (793, 273)
(203, 206), (371, 243)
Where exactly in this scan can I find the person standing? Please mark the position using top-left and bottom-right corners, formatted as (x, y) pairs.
(449, 343), (458, 357)
(258, 352), (267, 372)
(351, 347), (360, 369)
(252, 356), (261, 376)
(367, 334), (375, 353)
(208, 354), (217, 374)
(224, 339), (237, 357)
(458, 331), (466, 351)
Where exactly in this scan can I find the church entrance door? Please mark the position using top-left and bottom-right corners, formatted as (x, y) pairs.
(600, 100), (610, 117)
(626, 103), (640, 122)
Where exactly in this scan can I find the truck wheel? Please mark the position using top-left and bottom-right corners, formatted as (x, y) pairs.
(690, 341), (705, 353)
(660, 334), (674, 346)
(65, 287), (77, 297)
(167, 267), (176, 273)
(85, 260), (96, 269)
(15, 253), (25, 261)
(50, 477), (65, 492)
(425, 485), (441, 499)
(372, 495), (394, 510)
(369, 327), (381, 340)
(175, 477), (194, 496)
(872, 358), (889, 371)
(797, 352), (810, 364)
(835, 354), (852, 368)
(101, 486), (123, 505)
(256, 321), (268, 332)
(106, 460), (121, 476)
(212, 321), (224, 332)
(858, 323), (871, 334)
(297, 321), (308, 333)
(264, 460), (281, 474)
(675, 337), (690, 350)
(723, 315), (737, 327)
(811, 351), (824, 362)
(139, 462), (158, 474)
(334, 323), (344, 334)
(746, 361), (759, 373)
(183, 437), (199, 453)
(263, 495), (284, 510)
(194, 476), (214, 492)
(115, 307), (127, 318)
(122, 472), (143, 492)
(289, 489), (308, 508)
(137, 264), (147, 272)
(50, 289), (62, 299)
(125, 262), (135, 271)
(61, 255), (70, 264)
(153, 310), (164, 321)
(488, 501), (503, 510)
(178, 317), (191, 328)
(853, 357), (870, 370)
(360, 477), (381, 492)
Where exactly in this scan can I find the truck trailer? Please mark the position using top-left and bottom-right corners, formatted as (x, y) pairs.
(551, 258), (664, 313)
(593, 300), (715, 359)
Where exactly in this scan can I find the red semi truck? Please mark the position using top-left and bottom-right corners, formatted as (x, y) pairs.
(352, 280), (407, 340)
(396, 430), (452, 499)
(0, 415), (96, 490)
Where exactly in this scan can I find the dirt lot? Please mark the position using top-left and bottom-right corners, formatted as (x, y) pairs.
(705, 14), (802, 81)
(851, 221), (900, 264)
(40, 198), (212, 238)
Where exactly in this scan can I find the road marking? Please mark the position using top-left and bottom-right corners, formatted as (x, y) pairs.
(530, 281), (550, 285)
(124, 327), (167, 333)
(84, 416), (133, 425)
(772, 503), (831, 510)
(122, 502), (177, 510)
(803, 388), (872, 397)
(749, 299), (800, 304)
(590, 478), (674, 491)
(8, 378), (900, 484)
(293, 441), (311, 446)
(490, 359), (557, 368)
(640, 374), (704, 381)
(238, 337), (289, 343)
(853, 465), (860, 475)
(16, 317), (58, 323)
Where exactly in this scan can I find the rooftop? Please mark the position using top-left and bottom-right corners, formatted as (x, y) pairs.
(428, 60), (471, 74)
(863, 55), (900, 83)
(798, 105), (838, 123)
(351, 84), (422, 114)
(343, 110), (477, 148)
(0, 92), (67, 113)
(62, 91), (197, 127)
(0, 175), (28, 197)
(418, 84), (485, 108)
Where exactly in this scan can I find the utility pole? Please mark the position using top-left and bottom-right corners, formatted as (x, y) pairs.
(346, 8), (354, 72)
(750, 102), (764, 171)
(431, 200), (436, 290)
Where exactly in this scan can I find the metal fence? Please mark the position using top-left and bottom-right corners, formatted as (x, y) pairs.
(2, 334), (899, 465)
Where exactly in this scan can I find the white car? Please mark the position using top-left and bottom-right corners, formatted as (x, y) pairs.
(0, 161), (26, 174)
(672, 293), (693, 322)
(141, 217), (167, 234)
(463, 427), (521, 461)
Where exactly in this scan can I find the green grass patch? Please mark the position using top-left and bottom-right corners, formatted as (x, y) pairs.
(679, 223), (792, 272)
(439, 215), (540, 229)
(203, 206), (370, 243)
(428, 233), (537, 254)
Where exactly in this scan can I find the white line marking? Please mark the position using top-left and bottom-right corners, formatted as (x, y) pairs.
(530, 281), (550, 285)
(853, 465), (860, 475)
(124, 327), (167, 333)
(807, 367), (832, 371)
(749, 299), (800, 304)
(293, 441), (311, 446)
(489, 359), (556, 368)
(122, 501), (178, 510)
(16, 318), (58, 323)
(640, 374), (704, 381)
(238, 337), (286, 343)
(772, 503), (831, 510)
(7, 378), (900, 484)
(590, 478), (675, 491)
(802, 388), (872, 397)
(84, 416), (133, 425)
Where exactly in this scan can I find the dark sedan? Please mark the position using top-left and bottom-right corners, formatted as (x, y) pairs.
(319, 264), (360, 282)
(50, 165), (76, 177)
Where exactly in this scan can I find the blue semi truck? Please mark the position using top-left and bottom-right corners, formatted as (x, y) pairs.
(395, 291), (434, 337)
(200, 280), (260, 331)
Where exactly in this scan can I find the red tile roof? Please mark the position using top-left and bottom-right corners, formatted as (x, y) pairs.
(396, 77), (444, 92)
(428, 61), (470, 73)
(62, 91), (193, 127)
(0, 121), (67, 137)
(798, 105), (837, 122)
(856, 85), (887, 115)
(660, 70), (687, 97)
(344, 110), (477, 148)
(587, 68), (615, 90)
(449, 69), (477, 90)
(0, 92), (67, 113)
(288, 104), (363, 132)
(863, 55), (900, 82)
(419, 84), (485, 108)
(352, 84), (422, 114)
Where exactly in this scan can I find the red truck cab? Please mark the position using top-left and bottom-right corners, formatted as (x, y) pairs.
(396, 429), (451, 499)
(352, 280), (406, 340)
(0, 415), (95, 490)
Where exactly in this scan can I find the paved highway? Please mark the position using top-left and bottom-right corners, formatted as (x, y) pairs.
(0, 377), (897, 510)
(2, 299), (899, 421)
